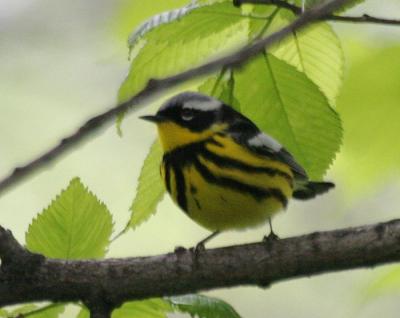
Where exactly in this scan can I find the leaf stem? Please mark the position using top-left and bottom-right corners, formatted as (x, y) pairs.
(210, 67), (228, 96)
(253, 7), (280, 40)
(227, 69), (235, 107)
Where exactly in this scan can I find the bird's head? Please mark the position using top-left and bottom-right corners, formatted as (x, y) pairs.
(141, 92), (230, 152)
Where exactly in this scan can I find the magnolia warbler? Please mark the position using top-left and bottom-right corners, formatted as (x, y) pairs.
(141, 92), (334, 247)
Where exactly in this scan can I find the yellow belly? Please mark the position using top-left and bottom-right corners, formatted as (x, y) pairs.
(161, 156), (293, 231)
(185, 165), (289, 231)
(159, 133), (294, 231)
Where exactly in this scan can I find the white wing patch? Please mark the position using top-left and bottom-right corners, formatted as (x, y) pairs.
(248, 133), (282, 152)
(183, 99), (222, 111)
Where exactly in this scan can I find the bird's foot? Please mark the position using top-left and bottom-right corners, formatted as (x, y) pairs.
(191, 242), (206, 258)
(263, 232), (279, 242)
(174, 245), (187, 255)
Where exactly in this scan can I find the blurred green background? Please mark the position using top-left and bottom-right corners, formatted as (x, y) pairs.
(1, 0), (400, 317)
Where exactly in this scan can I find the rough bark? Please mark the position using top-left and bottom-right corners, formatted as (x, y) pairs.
(1, 219), (400, 311)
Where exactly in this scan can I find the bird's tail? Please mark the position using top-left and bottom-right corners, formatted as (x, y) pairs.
(293, 181), (335, 200)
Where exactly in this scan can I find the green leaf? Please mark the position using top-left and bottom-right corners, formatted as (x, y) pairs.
(2, 305), (36, 318)
(250, 9), (344, 106)
(76, 308), (88, 318)
(127, 140), (165, 230)
(118, 2), (247, 103)
(337, 0), (366, 12)
(271, 18), (343, 105)
(133, 2), (246, 46)
(24, 304), (65, 318)
(78, 299), (171, 318)
(168, 294), (241, 318)
(127, 2), (200, 48)
(0, 304), (64, 318)
(248, 6), (287, 40)
(334, 44), (400, 196)
(292, 0), (365, 11)
(114, 0), (194, 134)
(198, 69), (240, 111)
(234, 53), (342, 179)
(25, 178), (114, 259)
(113, 0), (189, 41)
(114, 299), (171, 318)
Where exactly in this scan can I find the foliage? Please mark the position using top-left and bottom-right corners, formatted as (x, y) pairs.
(77, 299), (172, 318)
(126, 140), (165, 231)
(269, 17), (344, 106)
(168, 294), (241, 318)
(8, 174), (245, 317)
(118, 2), (248, 101)
(116, 1), (248, 132)
(121, 0), (345, 230)
(10, 178), (114, 318)
(292, 0), (366, 11)
(198, 69), (241, 110)
(26, 177), (113, 259)
(250, 8), (344, 106)
(76, 295), (241, 318)
(234, 53), (342, 179)
(2, 0), (398, 317)
(0, 304), (64, 318)
(113, 0), (189, 41)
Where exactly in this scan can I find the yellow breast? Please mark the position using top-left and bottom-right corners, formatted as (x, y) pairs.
(160, 133), (294, 231)
(157, 121), (227, 153)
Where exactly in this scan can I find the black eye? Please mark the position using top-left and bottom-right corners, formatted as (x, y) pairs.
(181, 108), (195, 121)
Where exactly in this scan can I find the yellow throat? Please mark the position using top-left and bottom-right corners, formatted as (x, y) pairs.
(156, 121), (227, 152)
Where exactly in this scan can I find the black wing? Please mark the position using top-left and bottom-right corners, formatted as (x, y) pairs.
(223, 108), (308, 180)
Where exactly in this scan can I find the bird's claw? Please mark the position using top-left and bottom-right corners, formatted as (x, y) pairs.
(174, 245), (187, 255)
(263, 232), (279, 243)
(192, 242), (206, 257)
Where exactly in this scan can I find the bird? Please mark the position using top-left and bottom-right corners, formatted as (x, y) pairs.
(140, 91), (334, 249)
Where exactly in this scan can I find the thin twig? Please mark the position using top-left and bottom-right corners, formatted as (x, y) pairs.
(235, 0), (400, 25)
(0, 0), (349, 196)
(234, 0), (301, 14)
(329, 14), (400, 25)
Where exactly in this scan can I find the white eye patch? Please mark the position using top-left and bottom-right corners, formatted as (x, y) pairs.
(183, 99), (221, 111)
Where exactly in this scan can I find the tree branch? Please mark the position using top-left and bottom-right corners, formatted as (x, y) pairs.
(0, 225), (44, 273)
(86, 301), (113, 318)
(1, 219), (400, 310)
(0, 0), (349, 196)
(234, 0), (400, 25)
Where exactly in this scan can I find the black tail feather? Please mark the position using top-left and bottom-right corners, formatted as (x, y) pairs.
(293, 181), (335, 200)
